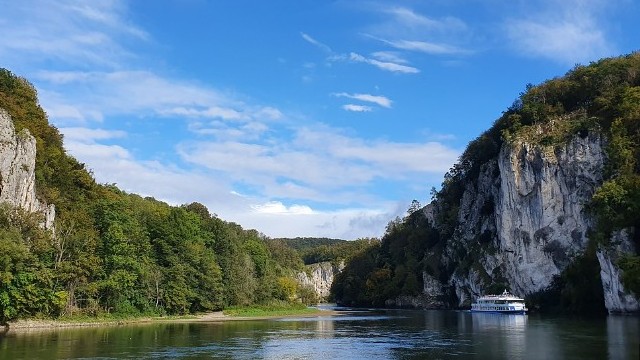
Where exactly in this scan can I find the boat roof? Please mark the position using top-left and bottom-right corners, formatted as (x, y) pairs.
(477, 289), (524, 301)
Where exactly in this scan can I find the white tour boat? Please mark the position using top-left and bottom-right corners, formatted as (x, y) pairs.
(471, 290), (527, 314)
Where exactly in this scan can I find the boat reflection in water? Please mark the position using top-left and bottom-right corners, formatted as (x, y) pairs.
(471, 312), (527, 330)
(470, 312), (530, 359)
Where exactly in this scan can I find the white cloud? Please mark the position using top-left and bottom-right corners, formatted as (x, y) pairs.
(236, 205), (401, 239)
(301, 32), (333, 53)
(0, 1), (146, 69)
(160, 106), (247, 120)
(383, 7), (468, 34)
(177, 126), (460, 205)
(251, 201), (314, 215)
(348, 52), (420, 74)
(63, 134), (405, 238)
(379, 38), (468, 55)
(188, 120), (269, 140)
(503, 0), (614, 64)
(61, 127), (127, 143)
(334, 92), (392, 108)
(342, 104), (373, 112)
(363, 6), (471, 58)
(293, 128), (458, 174)
(371, 51), (409, 64)
(33, 70), (255, 126)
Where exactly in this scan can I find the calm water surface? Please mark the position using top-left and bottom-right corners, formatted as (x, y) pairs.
(1, 307), (638, 359)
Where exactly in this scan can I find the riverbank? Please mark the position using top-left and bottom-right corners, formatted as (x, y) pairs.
(4, 307), (336, 333)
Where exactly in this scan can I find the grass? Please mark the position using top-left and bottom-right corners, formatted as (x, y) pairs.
(222, 302), (321, 317)
(42, 310), (198, 325)
(9, 302), (325, 329)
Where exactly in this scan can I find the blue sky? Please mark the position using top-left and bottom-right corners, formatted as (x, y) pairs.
(1, 0), (638, 239)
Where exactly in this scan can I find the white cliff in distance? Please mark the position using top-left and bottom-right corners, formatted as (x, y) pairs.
(297, 262), (344, 301)
(0, 108), (55, 229)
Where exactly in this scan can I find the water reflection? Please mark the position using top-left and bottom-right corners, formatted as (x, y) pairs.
(469, 313), (528, 359)
(607, 315), (639, 360)
(0, 309), (638, 359)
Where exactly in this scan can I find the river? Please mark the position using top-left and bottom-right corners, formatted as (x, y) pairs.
(1, 307), (638, 359)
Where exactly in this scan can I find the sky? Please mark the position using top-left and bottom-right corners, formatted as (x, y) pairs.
(0, 0), (638, 239)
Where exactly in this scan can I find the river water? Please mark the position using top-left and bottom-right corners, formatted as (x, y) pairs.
(1, 307), (638, 359)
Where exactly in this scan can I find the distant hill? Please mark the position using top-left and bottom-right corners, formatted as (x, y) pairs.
(270, 237), (347, 252)
(269, 237), (378, 265)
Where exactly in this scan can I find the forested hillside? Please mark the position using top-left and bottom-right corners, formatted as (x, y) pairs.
(332, 52), (640, 313)
(0, 69), (322, 322)
(270, 237), (377, 265)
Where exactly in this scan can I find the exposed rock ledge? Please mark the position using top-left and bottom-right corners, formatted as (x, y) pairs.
(297, 262), (344, 301)
(597, 230), (640, 313)
(385, 272), (446, 309)
(0, 108), (55, 229)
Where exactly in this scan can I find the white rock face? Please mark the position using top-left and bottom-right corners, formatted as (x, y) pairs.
(596, 230), (640, 313)
(0, 108), (55, 229)
(297, 261), (344, 301)
(444, 132), (637, 312)
(495, 133), (604, 295)
(387, 271), (446, 308)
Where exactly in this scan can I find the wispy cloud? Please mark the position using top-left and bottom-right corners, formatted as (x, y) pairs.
(373, 37), (469, 56)
(178, 126), (459, 197)
(503, 0), (614, 64)
(383, 7), (468, 34)
(342, 104), (373, 112)
(333, 92), (392, 108)
(159, 106), (247, 121)
(348, 52), (420, 74)
(34, 70), (251, 124)
(363, 6), (471, 58)
(371, 51), (409, 64)
(61, 127), (127, 143)
(0, 1), (146, 69)
(301, 32), (333, 53)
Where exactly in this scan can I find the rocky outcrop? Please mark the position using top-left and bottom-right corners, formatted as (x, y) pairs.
(434, 131), (636, 313)
(0, 108), (54, 229)
(494, 132), (604, 295)
(596, 230), (640, 313)
(297, 262), (344, 301)
(386, 272), (446, 308)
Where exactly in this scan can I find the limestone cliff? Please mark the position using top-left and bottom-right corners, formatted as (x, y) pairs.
(297, 262), (344, 301)
(433, 131), (639, 313)
(385, 271), (445, 308)
(596, 230), (639, 313)
(0, 108), (55, 228)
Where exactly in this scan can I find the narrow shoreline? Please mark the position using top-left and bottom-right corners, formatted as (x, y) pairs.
(3, 309), (339, 334)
